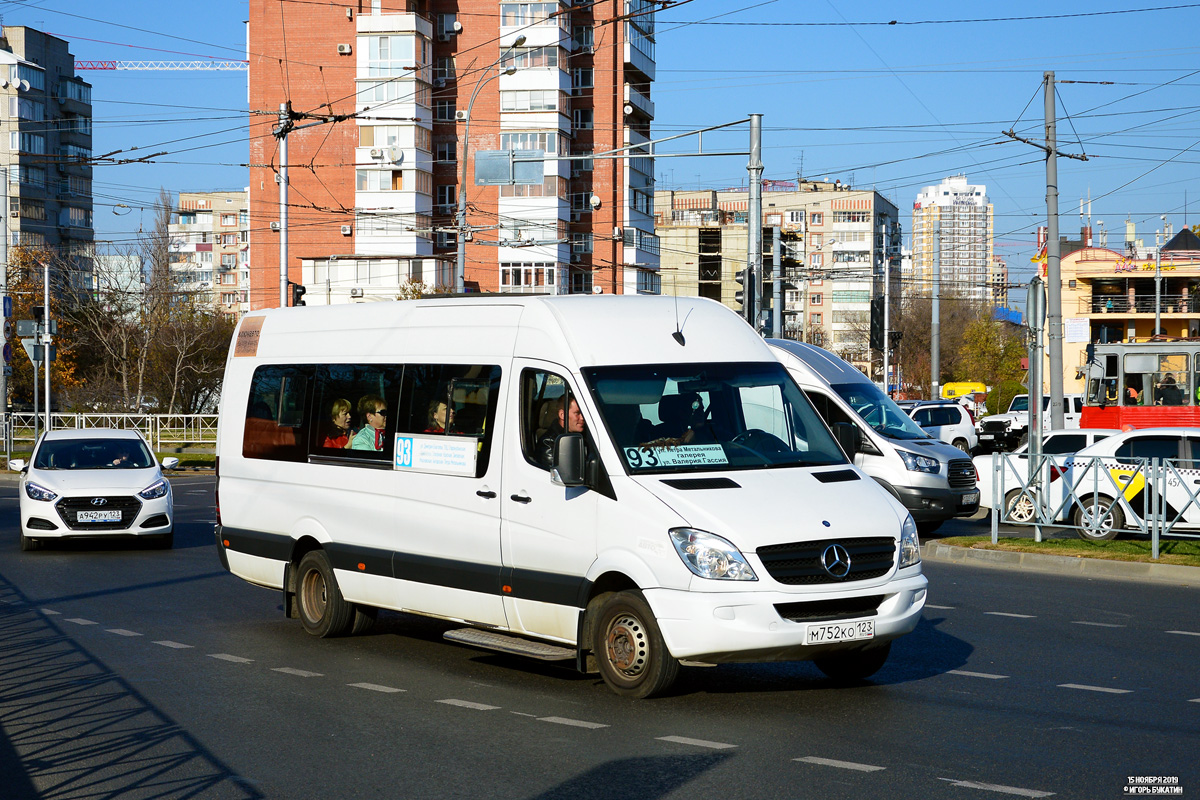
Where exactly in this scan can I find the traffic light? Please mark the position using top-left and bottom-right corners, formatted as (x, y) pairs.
(734, 269), (747, 312)
(290, 282), (307, 307)
(870, 296), (884, 351)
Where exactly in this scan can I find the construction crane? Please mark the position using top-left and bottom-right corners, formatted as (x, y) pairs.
(75, 60), (248, 71)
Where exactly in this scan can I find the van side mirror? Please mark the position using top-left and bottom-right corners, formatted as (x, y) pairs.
(831, 422), (862, 458)
(551, 433), (585, 487)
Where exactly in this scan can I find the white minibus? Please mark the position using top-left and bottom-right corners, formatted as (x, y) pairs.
(214, 296), (926, 697)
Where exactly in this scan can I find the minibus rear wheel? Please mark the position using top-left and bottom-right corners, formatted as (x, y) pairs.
(593, 591), (679, 699)
(296, 550), (354, 637)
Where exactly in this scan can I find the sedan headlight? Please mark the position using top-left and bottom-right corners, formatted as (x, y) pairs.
(897, 449), (940, 474)
(24, 481), (57, 502)
(899, 514), (921, 568)
(139, 479), (168, 500)
(669, 528), (757, 581)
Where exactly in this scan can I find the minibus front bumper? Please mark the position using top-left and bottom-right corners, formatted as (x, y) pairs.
(645, 571), (927, 664)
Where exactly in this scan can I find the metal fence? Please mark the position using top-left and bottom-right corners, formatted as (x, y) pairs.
(985, 452), (1200, 559)
(5, 413), (218, 451)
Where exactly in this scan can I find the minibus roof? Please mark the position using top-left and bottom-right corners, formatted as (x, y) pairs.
(766, 339), (872, 387)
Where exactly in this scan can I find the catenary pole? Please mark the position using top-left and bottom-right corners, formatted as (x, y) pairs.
(932, 219), (941, 399)
(772, 226), (782, 338)
(1045, 72), (1065, 428)
(746, 114), (763, 329)
(278, 102), (289, 308)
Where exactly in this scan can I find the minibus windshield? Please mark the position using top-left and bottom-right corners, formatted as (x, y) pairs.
(585, 362), (847, 474)
(830, 381), (931, 441)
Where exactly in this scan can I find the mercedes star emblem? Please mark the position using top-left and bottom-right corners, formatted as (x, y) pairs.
(820, 543), (852, 579)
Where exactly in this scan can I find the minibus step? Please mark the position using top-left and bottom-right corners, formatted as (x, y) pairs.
(444, 628), (575, 661)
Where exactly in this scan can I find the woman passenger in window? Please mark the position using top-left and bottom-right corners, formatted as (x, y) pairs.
(424, 398), (458, 434)
(322, 398), (354, 449)
(352, 395), (388, 451)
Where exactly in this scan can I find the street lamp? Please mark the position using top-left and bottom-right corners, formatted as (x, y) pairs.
(455, 35), (525, 294)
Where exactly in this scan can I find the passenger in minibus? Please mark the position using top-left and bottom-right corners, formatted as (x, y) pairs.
(424, 398), (458, 434)
(322, 398), (354, 449)
(536, 396), (584, 469)
(351, 395), (388, 451)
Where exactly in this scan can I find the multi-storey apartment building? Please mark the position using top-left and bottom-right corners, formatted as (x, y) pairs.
(168, 191), (251, 316)
(654, 181), (901, 373)
(990, 255), (1009, 308)
(911, 174), (994, 303)
(0, 27), (93, 287)
(246, 0), (658, 307)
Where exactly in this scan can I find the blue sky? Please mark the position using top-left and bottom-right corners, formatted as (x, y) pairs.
(4, 0), (1199, 288)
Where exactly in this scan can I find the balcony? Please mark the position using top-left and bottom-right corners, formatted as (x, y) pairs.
(1081, 294), (1198, 314)
(623, 84), (654, 120)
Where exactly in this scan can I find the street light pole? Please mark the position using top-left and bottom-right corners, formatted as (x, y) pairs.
(456, 36), (525, 294)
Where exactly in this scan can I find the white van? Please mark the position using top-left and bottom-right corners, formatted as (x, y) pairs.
(768, 341), (980, 536)
(214, 296), (926, 698)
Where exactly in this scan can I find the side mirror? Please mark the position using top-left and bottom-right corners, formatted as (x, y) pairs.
(831, 422), (862, 458)
(8, 458), (26, 472)
(551, 433), (585, 487)
(161, 457), (181, 470)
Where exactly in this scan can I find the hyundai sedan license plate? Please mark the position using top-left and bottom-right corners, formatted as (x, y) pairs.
(805, 620), (874, 645)
(78, 510), (121, 522)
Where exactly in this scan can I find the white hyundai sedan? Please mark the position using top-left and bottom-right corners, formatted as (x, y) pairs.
(14, 429), (178, 551)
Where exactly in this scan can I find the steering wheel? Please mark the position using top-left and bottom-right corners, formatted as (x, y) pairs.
(729, 429), (791, 460)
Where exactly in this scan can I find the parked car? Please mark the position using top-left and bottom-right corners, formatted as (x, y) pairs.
(13, 429), (179, 551)
(976, 393), (1084, 452)
(907, 400), (978, 453)
(972, 428), (1120, 522)
(1055, 427), (1200, 540)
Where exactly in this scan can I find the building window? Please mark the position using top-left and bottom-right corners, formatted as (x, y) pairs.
(502, 46), (560, 70)
(810, 211), (823, 226)
(499, 175), (566, 199)
(809, 253), (823, 269)
(434, 56), (456, 82)
(500, 131), (558, 154)
(572, 25), (594, 50)
(436, 13), (457, 37)
(435, 185), (456, 214)
(572, 108), (593, 130)
(637, 271), (661, 294)
(500, 90), (560, 112)
(570, 270), (593, 295)
(366, 34), (416, 77)
(832, 211), (870, 223)
(571, 233), (592, 254)
(571, 67), (593, 95)
(500, 3), (560, 27)
(435, 142), (456, 163)
(434, 100), (456, 121)
(810, 293), (822, 306)
(810, 313), (822, 326)
(570, 193), (592, 215)
(356, 170), (404, 191)
(500, 262), (556, 293)
(787, 210), (804, 224)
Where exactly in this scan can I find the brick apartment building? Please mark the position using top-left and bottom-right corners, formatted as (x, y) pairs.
(247, 0), (659, 308)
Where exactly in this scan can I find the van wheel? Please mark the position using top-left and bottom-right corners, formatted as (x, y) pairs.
(295, 550), (354, 637)
(593, 591), (679, 699)
(351, 605), (378, 635)
(1004, 489), (1038, 525)
(1017, 432), (1028, 448)
(814, 642), (891, 683)
(1074, 496), (1123, 541)
(19, 533), (40, 552)
(952, 438), (970, 454)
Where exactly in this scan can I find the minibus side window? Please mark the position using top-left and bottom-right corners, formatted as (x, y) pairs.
(520, 369), (579, 471)
(394, 363), (502, 477)
(310, 364), (403, 464)
(243, 365), (313, 462)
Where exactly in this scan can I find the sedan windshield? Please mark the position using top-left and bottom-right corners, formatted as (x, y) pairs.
(34, 439), (155, 470)
(584, 362), (847, 474)
(830, 381), (931, 441)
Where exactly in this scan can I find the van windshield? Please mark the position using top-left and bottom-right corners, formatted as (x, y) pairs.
(584, 362), (847, 474)
(830, 382), (930, 441)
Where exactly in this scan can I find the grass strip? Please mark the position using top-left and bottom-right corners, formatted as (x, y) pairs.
(937, 535), (1200, 568)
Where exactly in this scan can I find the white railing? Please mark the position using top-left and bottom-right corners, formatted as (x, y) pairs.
(6, 413), (218, 450)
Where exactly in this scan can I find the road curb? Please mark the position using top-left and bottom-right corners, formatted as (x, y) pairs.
(922, 541), (1200, 587)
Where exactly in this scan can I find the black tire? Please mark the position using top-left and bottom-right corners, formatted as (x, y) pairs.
(814, 641), (892, 683)
(952, 438), (970, 454)
(916, 520), (942, 537)
(1004, 489), (1038, 525)
(295, 550), (354, 637)
(19, 533), (39, 552)
(1073, 496), (1124, 541)
(350, 605), (378, 635)
(1017, 432), (1028, 448)
(592, 591), (679, 699)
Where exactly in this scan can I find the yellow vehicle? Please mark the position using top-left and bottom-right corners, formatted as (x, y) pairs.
(941, 382), (986, 401)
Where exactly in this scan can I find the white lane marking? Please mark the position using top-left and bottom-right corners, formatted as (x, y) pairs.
(539, 717), (609, 730)
(1071, 621), (1124, 628)
(948, 670), (1009, 680)
(437, 699), (500, 711)
(656, 736), (737, 750)
(795, 756), (885, 772)
(938, 777), (1054, 797)
(40, 609), (60, 615)
(1166, 630), (1200, 637)
(186, 490), (208, 494)
(1190, 698), (1200, 704)
(926, 604), (955, 610)
(984, 612), (1036, 619)
(154, 640), (194, 649)
(65, 618), (97, 626)
(106, 629), (142, 637)
(1058, 683), (1131, 694)
(348, 683), (405, 693)
(209, 653), (254, 663)
(273, 667), (323, 678)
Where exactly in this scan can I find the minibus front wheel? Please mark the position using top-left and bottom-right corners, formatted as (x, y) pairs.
(296, 550), (354, 637)
(592, 591), (679, 699)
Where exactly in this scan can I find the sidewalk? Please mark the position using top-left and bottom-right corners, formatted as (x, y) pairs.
(922, 540), (1200, 587)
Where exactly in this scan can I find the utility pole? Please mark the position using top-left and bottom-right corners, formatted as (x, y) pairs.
(882, 219), (891, 392)
(43, 261), (50, 435)
(931, 219), (941, 399)
(746, 114), (763, 329)
(771, 226), (782, 338)
(1026, 277), (1046, 541)
(1, 163), (7, 462)
(276, 102), (290, 308)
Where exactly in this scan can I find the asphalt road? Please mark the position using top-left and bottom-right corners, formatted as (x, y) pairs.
(0, 475), (1195, 799)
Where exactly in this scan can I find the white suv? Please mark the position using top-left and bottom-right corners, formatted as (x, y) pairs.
(908, 401), (978, 453)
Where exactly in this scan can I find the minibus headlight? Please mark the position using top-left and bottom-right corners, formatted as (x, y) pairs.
(669, 528), (758, 581)
(899, 514), (921, 568)
(24, 481), (57, 502)
(897, 449), (940, 474)
(139, 479), (168, 500)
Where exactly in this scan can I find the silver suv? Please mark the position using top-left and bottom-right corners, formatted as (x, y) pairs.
(908, 401), (978, 453)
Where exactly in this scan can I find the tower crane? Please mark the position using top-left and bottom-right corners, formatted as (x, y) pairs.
(74, 61), (248, 71)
